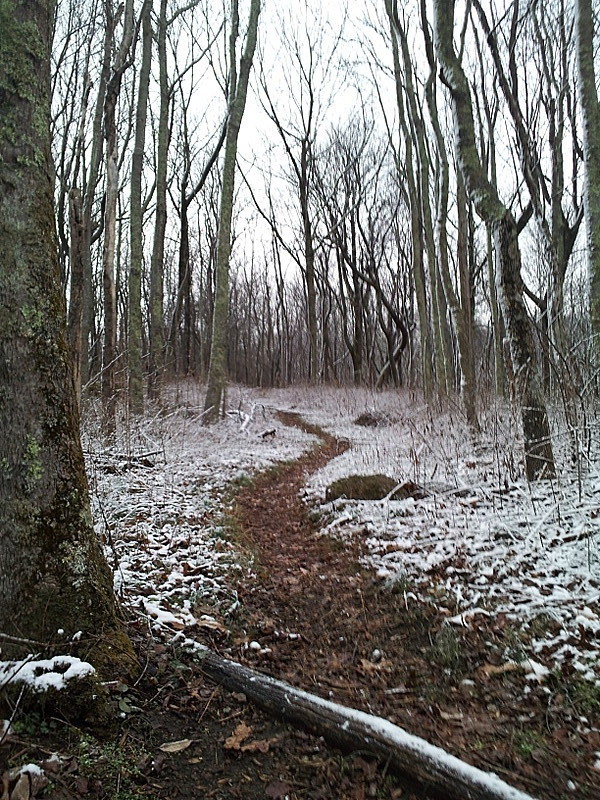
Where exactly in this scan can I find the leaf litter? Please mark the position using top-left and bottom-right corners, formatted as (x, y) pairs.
(4, 383), (599, 799)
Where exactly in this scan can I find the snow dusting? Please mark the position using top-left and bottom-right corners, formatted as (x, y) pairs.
(0, 656), (95, 692)
(81, 384), (599, 688)
(84, 384), (317, 634)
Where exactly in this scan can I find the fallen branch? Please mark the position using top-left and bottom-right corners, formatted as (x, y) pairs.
(198, 648), (539, 800)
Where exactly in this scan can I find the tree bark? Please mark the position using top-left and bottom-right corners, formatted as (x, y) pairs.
(128, 0), (152, 415)
(0, 0), (134, 674)
(575, 0), (600, 352)
(101, 0), (135, 437)
(204, 0), (261, 422)
(433, 0), (555, 480)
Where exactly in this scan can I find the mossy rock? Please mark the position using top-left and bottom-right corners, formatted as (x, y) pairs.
(354, 411), (383, 427)
(325, 475), (428, 502)
(0, 672), (116, 734)
(326, 474), (395, 501)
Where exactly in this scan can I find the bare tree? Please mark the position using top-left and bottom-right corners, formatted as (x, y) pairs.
(204, 0), (261, 421)
(101, 0), (136, 436)
(433, 0), (555, 480)
(128, 0), (152, 414)
(575, 0), (600, 350)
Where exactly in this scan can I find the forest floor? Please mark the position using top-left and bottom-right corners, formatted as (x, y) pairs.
(1, 385), (599, 800)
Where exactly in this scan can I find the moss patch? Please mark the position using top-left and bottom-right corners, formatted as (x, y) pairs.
(325, 475), (427, 501)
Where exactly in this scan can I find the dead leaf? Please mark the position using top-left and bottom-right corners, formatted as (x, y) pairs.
(224, 722), (253, 750)
(240, 736), (279, 754)
(480, 661), (519, 677)
(9, 774), (30, 800)
(359, 658), (392, 674)
(439, 710), (464, 723)
(158, 738), (193, 753)
(197, 616), (227, 632)
(265, 779), (293, 798)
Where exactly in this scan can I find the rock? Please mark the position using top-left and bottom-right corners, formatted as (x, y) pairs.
(354, 411), (387, 427)
(325, 475), (427, 502)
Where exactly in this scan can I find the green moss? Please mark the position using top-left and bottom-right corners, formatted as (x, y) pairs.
(0, 1), (49, 171)
(513, 729), (545, 760)
(24, 433), (43, 482)
(21, 304), (44, 336)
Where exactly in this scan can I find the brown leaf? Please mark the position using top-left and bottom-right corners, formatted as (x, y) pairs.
(197, 616), (227, 632)
(439, 710), (464, 723)
(358, 658), (392, 674)
(265, 780), (292, 798)
(480, 661), (519, 677)
(224, 722), (253, 750)
(240, 736), (279, 754)
(9, 774), (30, 800)
(158, 738), (193, 753)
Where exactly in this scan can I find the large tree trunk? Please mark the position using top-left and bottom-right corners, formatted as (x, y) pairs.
(204, 0), (261, 421)
(0, 0), (134, 674)
(433, 0), (555, 480)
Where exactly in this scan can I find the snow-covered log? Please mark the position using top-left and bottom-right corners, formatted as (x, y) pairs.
(198, 648), (539, 800)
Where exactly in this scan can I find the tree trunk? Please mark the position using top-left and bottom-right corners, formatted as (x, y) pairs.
(128, 0), (152, 414)
(204, 0), (261, 422)
(385, 0), (433, 399)
(433, 0), (555, 480)
(148, 0), (168, 402)
(72, 12), (112, 394)
(67, 188), (85, 401)
(575, 0), (600, 351)
(101, 0), (135, 437)
(0, 0), (135, 675)
(418, 0), (479, 427)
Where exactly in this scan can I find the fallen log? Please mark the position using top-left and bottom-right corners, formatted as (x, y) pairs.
(197, 648), (539, 800)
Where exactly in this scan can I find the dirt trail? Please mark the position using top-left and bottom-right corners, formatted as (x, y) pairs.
(233, 412), (437, 712)
(10, 413), (596, 800)
(227, 413), (597, 800)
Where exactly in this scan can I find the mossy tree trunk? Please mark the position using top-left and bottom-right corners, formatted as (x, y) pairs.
(433, 0), (555, 480)
(0, 0), (135, 673)
(204, 0), (261, 422)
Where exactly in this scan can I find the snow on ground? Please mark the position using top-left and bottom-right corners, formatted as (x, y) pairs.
(2, 382), (595, 695)
(260, 386), (600, 685)
(84, 383), (317, 635)
(83, 382), (599, 686)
